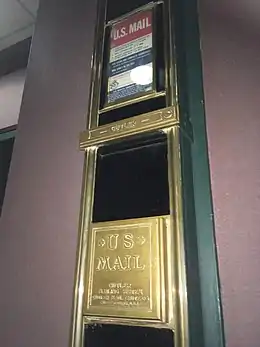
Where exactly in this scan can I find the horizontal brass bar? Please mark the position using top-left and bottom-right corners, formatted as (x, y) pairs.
(83, 316), (174, 330)
(99, 91), (166, 114)
(80, 106), (179, 149)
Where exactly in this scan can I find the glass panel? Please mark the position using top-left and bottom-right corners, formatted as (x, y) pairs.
(106, 0), (151, 21)
(93, 132), (169, 222)
(106, 9), (154, 106)
(98, 2), (166, 124)
(98, 95), (165, 126)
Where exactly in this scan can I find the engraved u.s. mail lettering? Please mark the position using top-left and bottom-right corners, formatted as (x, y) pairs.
(96, 232), (146, 272)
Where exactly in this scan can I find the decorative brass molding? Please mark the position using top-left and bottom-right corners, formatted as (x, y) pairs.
(80, 106), (179, 149)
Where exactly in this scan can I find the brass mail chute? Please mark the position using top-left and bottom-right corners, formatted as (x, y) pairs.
(69, 1), (195, 347)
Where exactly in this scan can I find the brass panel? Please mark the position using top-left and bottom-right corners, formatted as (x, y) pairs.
(83, 216), (171, 322)
(80, 106), (179, 149)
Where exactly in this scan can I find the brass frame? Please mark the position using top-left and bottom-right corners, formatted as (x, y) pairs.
(70, 0), (189, 347)
(70, 148), (97, 347)
(83, 216), (173, 325)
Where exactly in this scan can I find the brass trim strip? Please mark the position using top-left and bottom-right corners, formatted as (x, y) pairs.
(88, 0), (107, 129)
(164, 0), (178, 106)
(167, 127), (189, 347)
(80, 106), (179, 149)
(164, 212), (175, 328)
(99, 90), (166, 114)
(69, 147), (97, 347)
(83, 315), (172, 329)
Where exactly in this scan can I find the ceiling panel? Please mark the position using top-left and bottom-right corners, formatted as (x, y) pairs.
(19, 0), (39, 17)
(0, 0), (34, 40)
(0, 25), (34, 52)
(0, 0), (39, 52)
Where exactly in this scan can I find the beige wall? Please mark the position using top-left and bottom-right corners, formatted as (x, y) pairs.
(200, 2), (260, 347)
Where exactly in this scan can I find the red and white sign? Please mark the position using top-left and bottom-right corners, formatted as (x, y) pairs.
(107, 9), (153, 104)
(110, 11), (152, 48)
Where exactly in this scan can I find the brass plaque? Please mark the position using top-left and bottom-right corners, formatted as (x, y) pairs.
(83, 216), (169, 321)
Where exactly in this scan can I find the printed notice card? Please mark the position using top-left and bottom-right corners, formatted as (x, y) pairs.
(107, 9), (153, 104)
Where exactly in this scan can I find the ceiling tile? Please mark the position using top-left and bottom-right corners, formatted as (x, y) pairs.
(0, 0), (34, 40)
(19, 0), (40, 17)
(0, 24), (34, 51)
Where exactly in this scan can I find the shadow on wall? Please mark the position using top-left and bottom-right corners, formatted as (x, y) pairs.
(0, 136), (15, 215)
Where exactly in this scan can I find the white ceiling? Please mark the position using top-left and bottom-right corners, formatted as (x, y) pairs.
(0, 0), (39, 51)
(0, 69), (26, 129)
